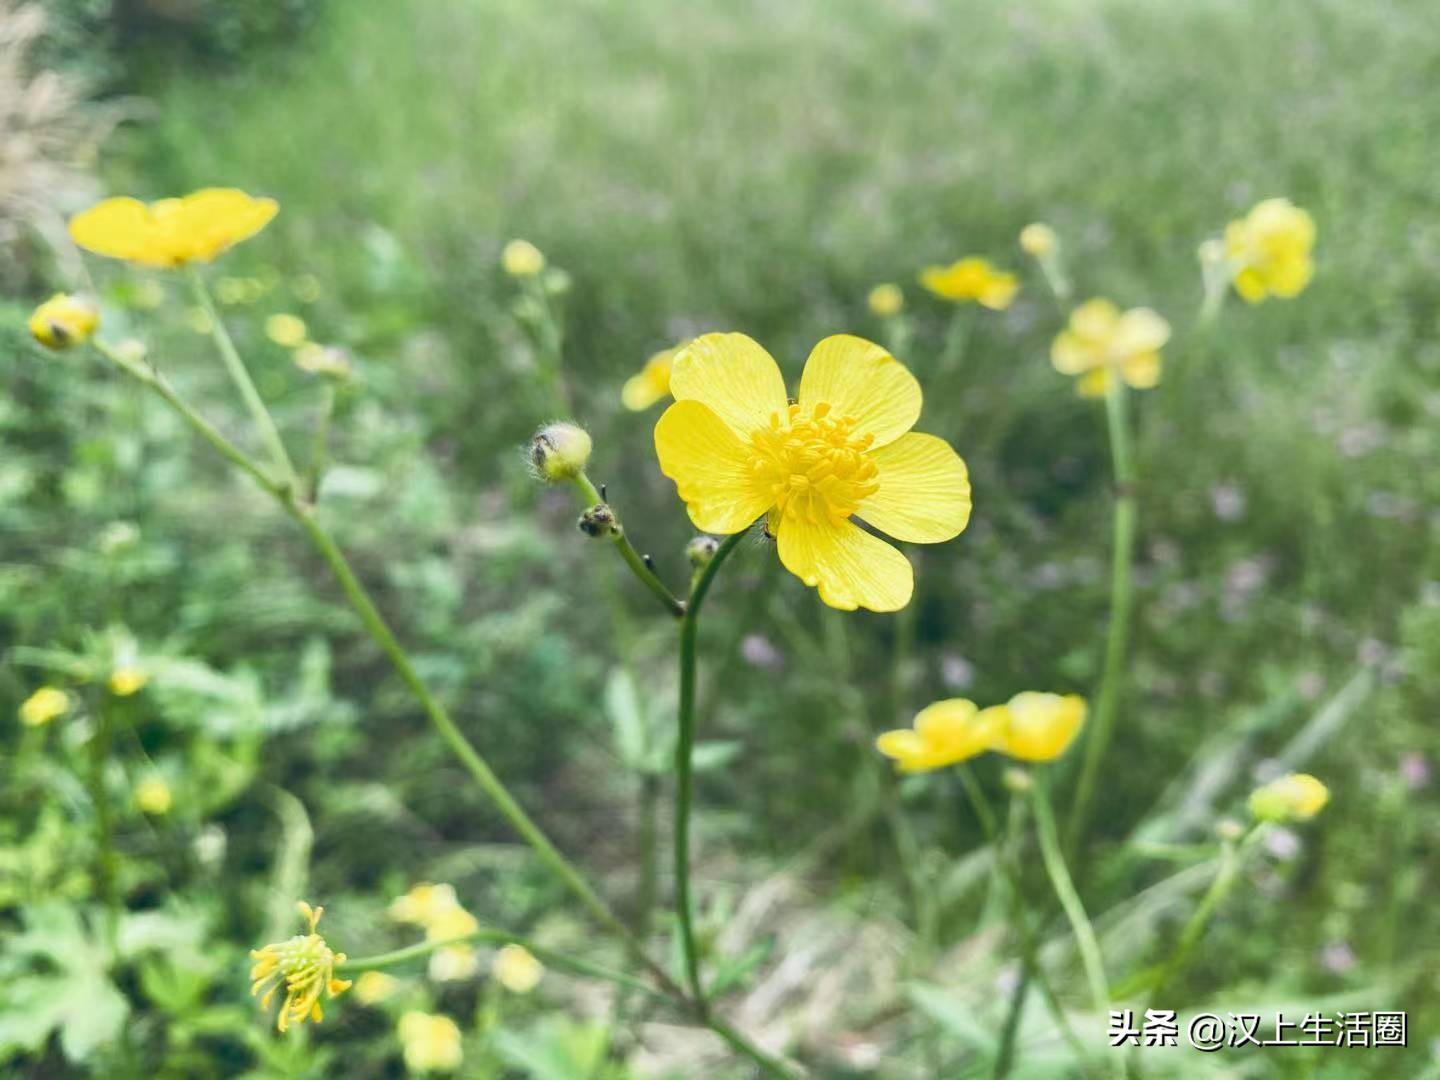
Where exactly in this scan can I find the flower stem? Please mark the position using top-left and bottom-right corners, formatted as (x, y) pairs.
(1032, 778), (1110, 1019)
(1067, 377), (1137, 858)
(305, 382), (335, 502)
(572, 473), (685, 617)
(674, 529), (746, 1012)
(89, 693), (120, 955)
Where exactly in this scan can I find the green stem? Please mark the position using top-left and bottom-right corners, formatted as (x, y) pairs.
(90, 694), (119, 955)
(188, 269), (300, 490)
(306, 382), (335, 502)
(1067, 377), (1137, 857)
(572, 473), (685, 617)
(637, 774), (661, 936)
(674, 529), (746, 1011)
(1032, 778), (1110, 1019)
(939, 309), (971, 371)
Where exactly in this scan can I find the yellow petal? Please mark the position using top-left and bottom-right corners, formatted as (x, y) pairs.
(1232, 268), (1268, 303)
(997, 692), (1086, 762)
(69, 198), (161, 264)
(1050, 330), (1098, 375)
(1069, 298), (1120, 340)
(775, 515), (913, 612)
(669, 333), (787, 438)
(875, 730), (926, 761)
(1120, 352), (1161, 390)
(1268, 256), (1313, 298)
(913, 698), (977, 741)
(175, 188), (278, 263)
(1112, 308), (1171, 357)
(621, 351), (674, 411)
(858, 433), (971, 543)
(797, 334), (921, 448)
(1076, 367), (1111, 398)
(977, 272), (1018, 310)
(654, 400), (772, 534)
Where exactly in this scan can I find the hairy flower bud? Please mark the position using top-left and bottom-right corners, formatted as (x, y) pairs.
(686, 535), (720, 567)
(29, 293), (99, 350)
(530, 423), (592, 482)
(578, 503), (620, 538)
(1248, 773), (1329, 824)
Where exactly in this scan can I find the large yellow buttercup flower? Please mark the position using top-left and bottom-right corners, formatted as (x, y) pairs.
(1224, 198), (1315, 303)
(875, 699), (1003, 773)
(919, 257), (1017, 310)
(1051, 299), (1170, 398)
(654, 333), (971, 611)
(69, 188), (278, 268)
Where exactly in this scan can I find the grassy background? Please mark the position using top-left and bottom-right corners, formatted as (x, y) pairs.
(5, 0), (1440, 1074)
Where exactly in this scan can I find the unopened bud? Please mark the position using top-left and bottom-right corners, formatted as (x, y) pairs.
(530, 423), (592, 482)
(686, 535), (720, 567)
(502, 239), (545, 277)
(29, 293), (99, 350)
(1002, 767), (1033, 794)
(578, 503), (620, 538)
(1019, 223), (1058, 257)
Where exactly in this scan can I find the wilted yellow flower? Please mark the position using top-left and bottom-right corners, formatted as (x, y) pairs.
(989, 692), (1087, 763)
(1051, 299), (1170, 398)
(867, 283), (904, 318)
(918, 257), (1018, 310)
(1249, 773), (1329, 823)
(655, 333), (971, 612)
(621, 346), (678, 411)
(876, 699), (1004, 773)
(294, 343), (354, 380)
(135, 775), (172, 815)
(1019, 223), (1058, 258)
(108, 666), (149, 696)
(265, 313), (309, 348)
(399, 1011), (463, 1073)
(1224, 198), (1315, 303)
(501, 239), (545, 277)
(29, 293), (99, 350)
(353, 970), (399, 1005)
(492, 944), (544, 994)
(69, 188), (278, 269)
(530, 422), (592, 482)
(19, 686), (68, 727)
(250, 901), (351, 1032)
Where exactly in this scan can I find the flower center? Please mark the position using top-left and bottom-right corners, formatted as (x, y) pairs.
(749, 402), (880, 527)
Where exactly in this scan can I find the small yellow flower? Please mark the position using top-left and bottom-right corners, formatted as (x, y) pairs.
(875, 699), (1004, 773)
(19, 686), (69, 727)
(501, 239), (545, 277)
(1224, 198), (1315, 303)
(1051, 299), (1170, 398)
(69, 188), (278, 269)
(388, 882), (462, 926)
(655, 334), (971, 612)
(108, 666), (149, 696)
(294, 343), (354, 381)
(867, 283), (904, 318)
(265, 313), (309, 348)
(135, 775), (172, 815)
(989, 692), (1087, 763)
(918, 257), (1018, 310)
(425, 906), (480, 982)
(353, 970), (399, 1005)
(398, 1011), (463, 1073)
(1019, 224), (1058, 258)
(1248, 773), (1329, 823)
(530, 422), (593, 482)
(621, 346), (678, 411)
(28, 294), (99, 350)
(249, 901), (351, 1032)
(492, 944), (544, 994)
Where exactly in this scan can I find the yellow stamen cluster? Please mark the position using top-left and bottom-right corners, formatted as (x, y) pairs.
(749, 402), (879, 528)
(250, 902), (351, 1032)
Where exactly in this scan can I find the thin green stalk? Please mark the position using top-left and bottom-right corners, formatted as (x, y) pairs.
(188, 270), (300, 490)
(939, 309), (971, 371)
(1032, 779), (1110, 1019)
(572, 473), (685, 617)
(305, 382), (335, 502)
(674, 529), (746, 1011)
(636, 774), (661, 935)
(89, 694), (119, 955)
(1067, 377), (1137, 857)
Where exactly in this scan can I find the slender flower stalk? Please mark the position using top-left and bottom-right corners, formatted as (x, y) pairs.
(571, 472), (685, 617)
(89, 693), (120, 953)
(306, 382), (335, 502)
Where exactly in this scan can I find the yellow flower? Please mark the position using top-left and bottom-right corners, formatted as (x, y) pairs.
(398, 1011), (463, 1073)
(492, 944), (544, 994)
(294, 343), (354, 380)
(875, 699), (1004, 773)
(501, 239), (545, 277)
(1249, 773), (1329, 823)
(1051, 299), (1170, 398)
(621, 346), (678, 411)
(108, 666), (149, 696)
(989, 692), (1087, 763)
(530, 422), (592, 482)
(265, 313), (309, 348)
(1019, 224), (1058, 258)
(249, 901), (352, 1032)
(867, 283), (904, 318)
(19, 686), (68, 727)
(1224, 198), (1315, 303)
(29, 293), (99, 350)
(135, 775), (172, 815)
(353, 970), (399, 1005)
(69, 189), (278, 269)
(425, 906), (480, 982)
(918, 257), (1018, 310)
(654, 333), (971, 612)
(388, 882), (462, 926)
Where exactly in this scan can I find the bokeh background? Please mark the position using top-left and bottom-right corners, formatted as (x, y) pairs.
(3, 0), (1438, 1075)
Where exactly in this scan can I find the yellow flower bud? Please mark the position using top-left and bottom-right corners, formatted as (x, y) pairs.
(867, 283), (904, 318)
(1019, 223), (1058, 257)
(1248, 773), (1329, 823)
(398, 1011), (463, 1072)
(28, 294), (99, 350)
(493, 944), (544, 994)
(530, 423), (592, 482)
(135, 775), (172, 815)
(108, 666), (149, 696)
(501, 239), (545, 277)
(19, 686), (69, 727)
(265, 312), (309, 348)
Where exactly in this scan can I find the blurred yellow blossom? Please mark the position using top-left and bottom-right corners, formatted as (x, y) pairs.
(353, 970), (399, 1005)
(621, 346), (678, 411)
(425, 906), (480, 982)
(1249, 773), (1329, 823)
(1019, 223), (1058, 257)
(19, 686), (68, 727)
(1224, 198), (1315, 303)
(398, 1011), (463, 1073)
(294, 343), (354, 381)
(876, 699), (1003, 773)
(918, 257), (1017, 310)
(989, 692), (1087, 763)
(69, 188), (278, 269)
(250, 901), (351, 1032)
(28, 293), (99, 350)
(501, 239), (545, 277)
(1051, 299), (1170, 397)
(265, 313), (308, 348)
(655, 333), (971, 612)
(867, 283), (904, 318)
(492, 944), (544, 993)
(135, 775), (172, 815)
(388, 882), (462, 926)
(108, 666), (149, 696)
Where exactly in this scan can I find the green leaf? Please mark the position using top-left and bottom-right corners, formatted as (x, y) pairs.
(691, 740), (743, 772)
